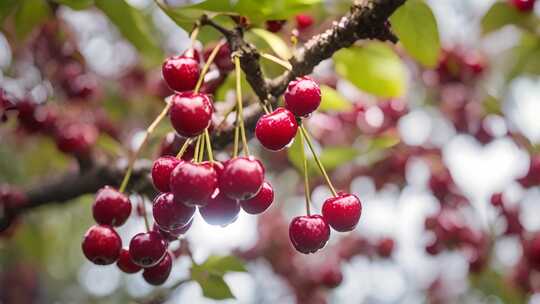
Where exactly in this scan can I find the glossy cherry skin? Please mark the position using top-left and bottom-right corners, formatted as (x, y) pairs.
(295, 14), (314, 30)
(219, 156), (265, 200)
(143, 251), (173, 286)
(289, 215), (330, 254)
(255, 108), (298, 151)
(153, 220), (192, 242)
(510, 0), (536, 12)
(318, 263), (343, 288)
(206, 43), (234, 72)
(240, 181), (274, 214)
(152, 156), (182, 193)
(152, 192), (195, 230)
(322, 193), (362, 232)
(82, 225), (122, 265)
(183, 48), (201, 63)
(284, 76), (321, 117)
(55, 122), (98, 155)
(170, 161), (217, 206)
(116, 248), (142, 273)
(129, 231), (168, 268)
(199, 190), (240, 226)
(92, 186), (132, 227)
(169, 92), (213, 138)
(162, 56), (199, 92)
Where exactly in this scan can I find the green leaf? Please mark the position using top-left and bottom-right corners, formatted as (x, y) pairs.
(191, 256), (241, 300)
(53, 0), (94, 10)
(389, 0), (440, 67)
(507, 33), (540, 79)
(250, 28), (292, 60)
(15, 0), (51, 39)
(193, 272), (235, 300)
(198, 255), (247, 274)
(368, 134), (400, 151)
(95, 0), (161, 64)
(481, 1), (530, 34)
(0, 0), (19, 23)
(320, 85), (352, 112)
(334, 43), (407, 98)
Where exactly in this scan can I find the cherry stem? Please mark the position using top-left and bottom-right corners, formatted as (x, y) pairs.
(260, 52), (292, 71)
(193, 135), (202, 163)
(190, 24), (199, 48)
(175, 138), (193, 159)
(198, 132), (206, 162)
(194, 42), (223, 93)
(119, 101), (172, 193)
(233, 122), (239, 158)
(299, 125), (338, 197)
(299, 130), (311, 216)
(234, 56), (250, 157)
(204, 129), (214, 163)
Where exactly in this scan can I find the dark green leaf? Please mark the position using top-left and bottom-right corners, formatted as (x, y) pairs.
(389, 0), (440, 67)
(53, 0), (94, 10)
(334, 43), (407, 98)
(194, 272), (235, 300)
(481, 1), (532, 34)
(320, 85), (352, 112)
(15, 0), (51, 39)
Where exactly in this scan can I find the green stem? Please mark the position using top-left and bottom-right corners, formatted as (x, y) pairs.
(234, 56), (250, 156)
(299, 125), (338, 197)
(260, 52), (292, 71)
(299, 130), (311, 216)
(176, 138), (192, 159)
(194, 42), (223, 93)
(193, 135), (202, 163)
(204, 129), (214, 163)
(198, 132), (206, 162)
(233, 123), (239, 158)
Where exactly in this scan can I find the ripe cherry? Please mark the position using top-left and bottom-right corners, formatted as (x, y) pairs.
(219, 156), (265, 200)
(206, 43), (234, 72)
(240, 181), (274, 214)
(162, 56), (200, 92)
(322, 193), (361, 232)
(129, 231), (168, 268)
(82, 225), (122, 265)
(55, 122), (98, 155)
(183, 48), (201, 63)
(318, 263), (343, 288)
(143, 251), (173, 285)
(152, 192), (195, 230)
(284, 76), (321, 117)
(170, 161), (217, 206)
(92, 186), (132, 227)
(152, 156), (182, 193)
(169, 92), (213, 138)
(289, 215), (330, 254)
(376, 237), (395, 258)
(509, 0), (536, 12)
(255, 108), (298, 151)
(295, 14), (314, 30)
(116, 248), (142, 273)
(153, 220), (192, 242)
(199, 190), (240, 226)
(265, 20), (286, 32)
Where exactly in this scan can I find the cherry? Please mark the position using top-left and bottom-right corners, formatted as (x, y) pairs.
(255, 107), (298, 151)
(266, 20), (286, 32)
(322, 193), (361, 232)
(152, 192), (195, 230)
(240, 181), (274, 214)
(143, 251), (173, 286)
(525, 232), (540, 270)
(55, 122), (98, 155)
(162, 55), (200, 92)
(219, 156), (265, 200)
(183, 48), (201, 63)
(199, 190), (240, 226)
(490, 192), (505, 208)
(284, 76), (321, 117)
(153, 220), (192, 242)
(170, 161), (217, 206)
(82, 225), (122, 265)
(92, 186), (132, 227)
(289, 215), (330, 254)
(509, 0), (536, 12)
(116, 248), (142, 273)
(295, 14), (314, 30)
(169, 92), (213, 138)
(151, 156), (182, 193)
(318, 263), (343, 288)
(206, 43), (234, 72)
(375, 237), (395, 258)
(129, 231), (168, 268)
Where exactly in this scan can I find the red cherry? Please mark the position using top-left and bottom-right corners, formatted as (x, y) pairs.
(82, 225), (122, 265)
(199, 190), (240, 226)
(490, 193), (505, 208)
(265, 20), (286, 32)
(509, 0), (536, 12)
(129, 231), (168, 268)
(295, 14), (314, 30)
(318, 263), (343, 288)
(219, 156), (265, 200)
(284, 76), (321, 117)
(162, 56), (200, 92)
(116, 248), (142, 273)
(153, 220), (192, 242)
(183, 48), (201, 63)
(169, 92), (213, 138)
(255, 107), (298, 151)
(375, 237), (395, 258)
(152, 192), (195, 230)
(170, 161), (217, 206)
(205, 43), (234, 72)
(525, 232), (540, 270)
(322, 193), (361, 232)
(92, 186), (132, 227)
(151, 156), (182, 193)
(143, 251), (173, 285)
(289, 215), (330, 254)
(55, 122), (98, 155)
(240, 181), (274, 214)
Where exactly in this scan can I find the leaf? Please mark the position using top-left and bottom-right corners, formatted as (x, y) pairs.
(507, 33), (540, 79)
(250, 28), (292, 60)
(193, 272), (235, 300)
(191, 256), (241, 300)
(389, 0), (440, 67)
(198, 255), (247, 274)
(320, 85), (352, 112)
(334, 43), (407, 98)
(368, 134), (400, 151)
(14, 0), (51, 39)
(95, 0), (161, 64)
(481, 1), (530, 34)
(319, 147), (358, 171)
(52, 0), (94, 10)
(0, 0), (19, 23)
